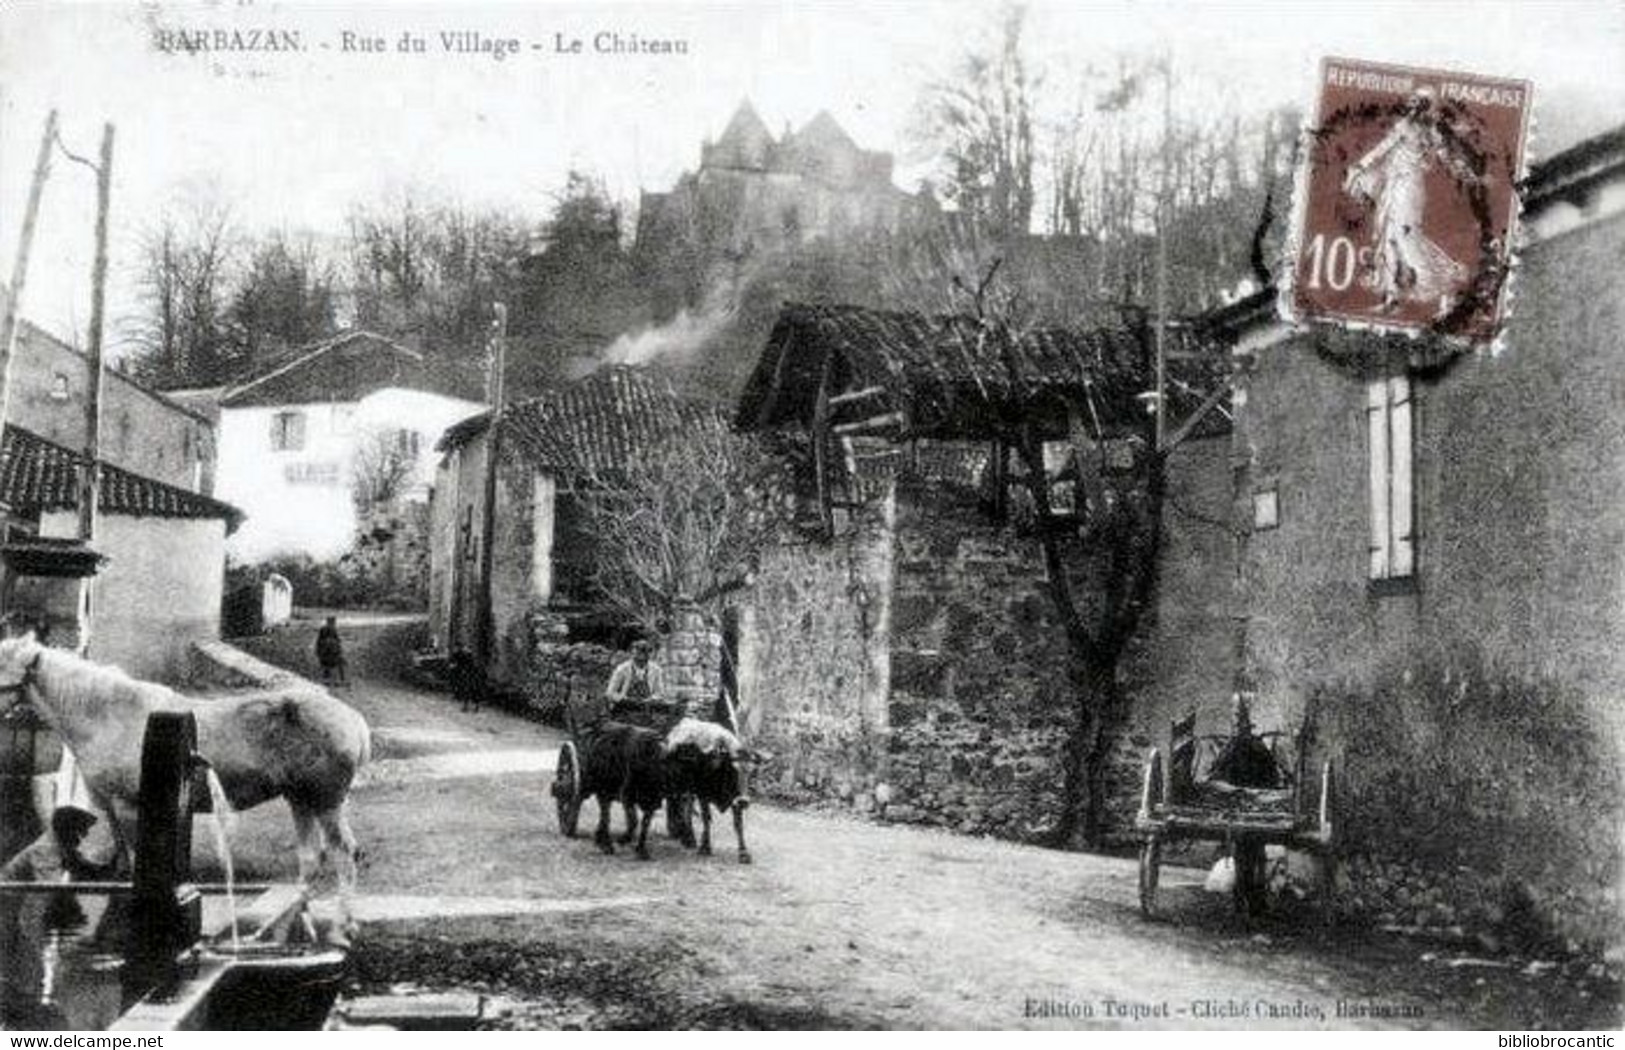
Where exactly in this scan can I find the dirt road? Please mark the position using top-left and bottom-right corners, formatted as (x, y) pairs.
(209, 619), (1619, 1030)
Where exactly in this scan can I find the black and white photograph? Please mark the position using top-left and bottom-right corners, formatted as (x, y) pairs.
(0, 0), (1621, 1034)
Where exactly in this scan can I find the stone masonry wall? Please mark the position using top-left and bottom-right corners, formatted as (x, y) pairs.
(740, 498), (893, 805)
(879, 489), (1072, 843)
(658, 602), (721, 718)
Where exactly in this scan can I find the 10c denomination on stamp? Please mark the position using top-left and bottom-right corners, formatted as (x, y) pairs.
(1282, 57), (1533, 345)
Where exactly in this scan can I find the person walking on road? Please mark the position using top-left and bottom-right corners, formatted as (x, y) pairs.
(316, 615), (349, 688)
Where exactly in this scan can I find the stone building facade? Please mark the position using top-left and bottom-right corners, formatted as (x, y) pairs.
(428, 366), (724, 712)
(5, 310), (215, 492)
(1203, 126), (1625, 953)
(732, 302), (1234, 843)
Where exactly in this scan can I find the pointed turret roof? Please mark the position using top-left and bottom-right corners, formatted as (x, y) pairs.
(706, 100), (775, 170)
(788, 110), (858, 153)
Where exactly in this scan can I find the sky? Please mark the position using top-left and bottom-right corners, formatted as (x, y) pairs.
(1, 0), (1622, 357)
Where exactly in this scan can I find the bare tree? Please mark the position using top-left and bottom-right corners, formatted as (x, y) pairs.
(125, 187), (241, 388)
(882, 213), (1176, 848)
(228, 230), (339, 359)
(350, 425), (418, 510)
(345, 189), (530, 358)
(570, 422), (782, 635)
(916, 3), (1037, 242)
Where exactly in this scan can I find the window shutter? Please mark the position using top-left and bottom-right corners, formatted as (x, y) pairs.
(1366, 378), (1390, 579)
(1388, 376), (1414, 577)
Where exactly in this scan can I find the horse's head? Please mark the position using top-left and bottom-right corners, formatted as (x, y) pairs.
(0, 631), (43, 702)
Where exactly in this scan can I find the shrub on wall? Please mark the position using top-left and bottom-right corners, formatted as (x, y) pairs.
(1311, 651), (1623, 950)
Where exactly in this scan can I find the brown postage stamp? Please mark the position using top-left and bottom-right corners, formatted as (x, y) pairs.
(1282, 57), (1533, 345)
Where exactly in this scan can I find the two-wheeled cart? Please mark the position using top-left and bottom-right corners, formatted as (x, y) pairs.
(1134, 713), (1336, 919)
(550, 696), (687, 837)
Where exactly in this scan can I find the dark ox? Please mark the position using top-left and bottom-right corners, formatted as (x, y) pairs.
(663, 737), (752, 864)
(580, 722), (668, 859)
(579, 717), (758, 863)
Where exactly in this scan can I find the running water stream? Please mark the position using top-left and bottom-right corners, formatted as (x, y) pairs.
(202, 769), (240, 951)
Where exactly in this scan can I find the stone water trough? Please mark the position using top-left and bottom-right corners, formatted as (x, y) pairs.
(1, 709), (347, 1031)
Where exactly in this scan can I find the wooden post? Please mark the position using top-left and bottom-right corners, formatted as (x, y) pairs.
(988, 438), (1008, 521)
(812, 351), (833, 536)
(0, 110), (57, 444)
(476, 302), (507, 663)
(1154, 58), (1171, 452)
(77, 124), (114, 545)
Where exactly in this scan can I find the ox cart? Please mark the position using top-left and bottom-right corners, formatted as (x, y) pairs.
(1134, 705), (1337, 919)
(551, 696), (688, 837)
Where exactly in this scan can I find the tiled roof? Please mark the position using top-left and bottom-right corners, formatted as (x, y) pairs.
(438, 367), (723, 476)
(0, 425), (244, 533)
(215, 330), (475, 407)
(736, 302), (1228, 441)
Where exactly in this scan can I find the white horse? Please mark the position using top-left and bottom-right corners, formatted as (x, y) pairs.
(0, 633), (370, 916)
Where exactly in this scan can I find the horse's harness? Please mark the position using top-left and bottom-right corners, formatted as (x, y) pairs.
(0, 652), (44, 719)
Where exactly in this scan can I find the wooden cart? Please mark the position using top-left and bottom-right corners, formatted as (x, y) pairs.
(1133, 712), (1337, 919)
(550, 696), (688, 837)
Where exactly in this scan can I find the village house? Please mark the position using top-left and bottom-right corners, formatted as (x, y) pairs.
(0, 424), (243, 680)
(428, 366), (724, 710)
(167, 330), (484, 566)
(730, 302), (1234, 843)
(0, 306), (217, 493)
(0, 311), (236, 679)
(1188, 126), (1625, 954)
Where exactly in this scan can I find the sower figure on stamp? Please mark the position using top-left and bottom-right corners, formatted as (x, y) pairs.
(1342, 87), (1480, 317)
(316, 615), (348, 688)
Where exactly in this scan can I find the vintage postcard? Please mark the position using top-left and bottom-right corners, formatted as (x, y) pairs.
(0, 0), (1621, 1036)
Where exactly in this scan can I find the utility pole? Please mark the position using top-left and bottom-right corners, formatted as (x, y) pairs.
(476, 301), (507, 663)
(1154, 57), (1172, 452)
(76, 124), (114, 545)
(0, 110), (58, 439)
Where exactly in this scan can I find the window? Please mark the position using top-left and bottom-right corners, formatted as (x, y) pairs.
(1367, 374), (1414, 580)
(48, 373), (70, 401)
(532, 473), (556, 600)
(1252, 488), (1280, 530)
(270, 411), (306, 451)
(394, 428), (421, 458)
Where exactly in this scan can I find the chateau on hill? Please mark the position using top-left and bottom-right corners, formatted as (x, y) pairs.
(635, 101), (920, 266)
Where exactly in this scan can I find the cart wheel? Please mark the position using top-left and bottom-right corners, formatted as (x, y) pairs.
(1138, 838), (1161, 917)
(1232, 840), (1267, 917)
(552, 741), (582, 837)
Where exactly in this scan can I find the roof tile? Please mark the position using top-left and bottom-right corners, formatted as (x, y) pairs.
(0, 426), (244, 533)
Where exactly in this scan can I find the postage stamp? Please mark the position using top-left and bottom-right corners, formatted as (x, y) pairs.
(1281, 57), (1534, 345)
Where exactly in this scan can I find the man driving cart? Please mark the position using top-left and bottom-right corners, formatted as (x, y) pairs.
(605, 639), (675, 720)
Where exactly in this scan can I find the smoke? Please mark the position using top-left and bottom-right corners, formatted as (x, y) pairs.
(599, 304), (730, 369)
(569, 270), (746, 379)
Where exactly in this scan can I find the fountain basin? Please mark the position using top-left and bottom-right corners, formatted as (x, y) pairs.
(113, 884), (347, 1032)
(2, 882), (347, 1032)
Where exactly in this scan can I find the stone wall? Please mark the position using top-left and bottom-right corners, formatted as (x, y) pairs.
(739, 496), (893, 802)
(743, 483), (1085, 845)
(658, 603), (721, 718)
(506, 608), (620, 722)
(880, 489), (1074, 843)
